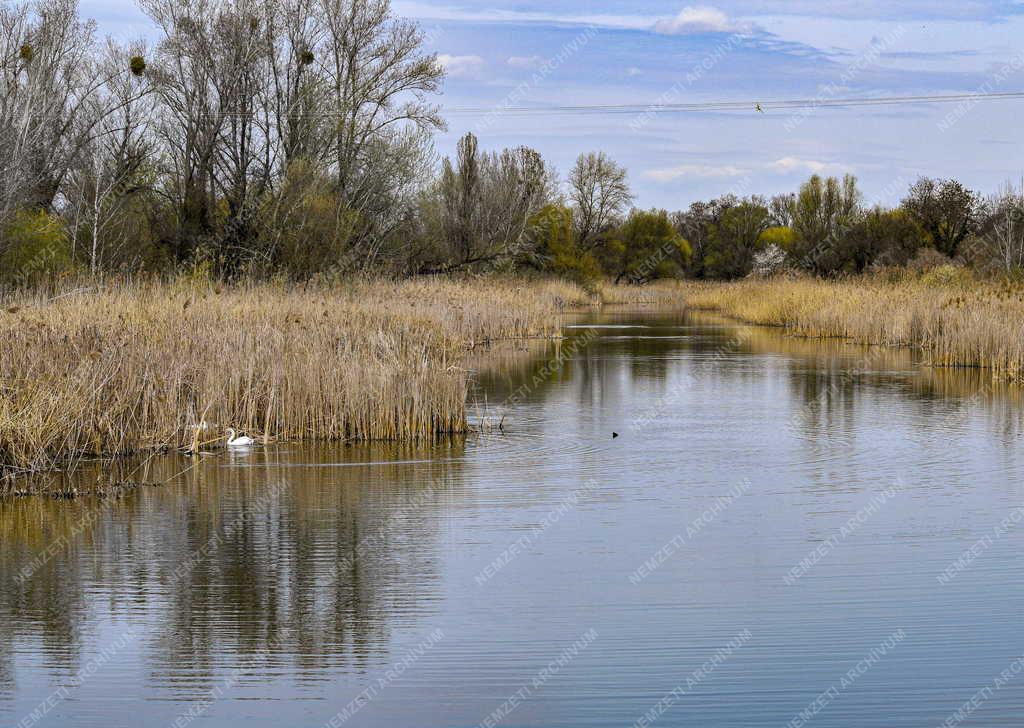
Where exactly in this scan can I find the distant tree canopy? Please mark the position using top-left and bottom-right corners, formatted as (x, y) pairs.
(569, 151), (633, 251)
(789, 174), (863, 274)
(524, 205), (601, 284)
(597, 209), (691, 284)
(0, 1), (1020, 285)
(703, 200), (771, 279)
(901, 177), (981, 258)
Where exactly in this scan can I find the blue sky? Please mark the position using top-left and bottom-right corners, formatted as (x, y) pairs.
(81, 0), (1024, 209)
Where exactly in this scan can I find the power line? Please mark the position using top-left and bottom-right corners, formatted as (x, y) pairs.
(86, 89), (1023, 119)
(442, 90), (1024, 116)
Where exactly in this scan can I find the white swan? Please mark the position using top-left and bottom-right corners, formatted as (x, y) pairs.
(226, 428), (256, 448)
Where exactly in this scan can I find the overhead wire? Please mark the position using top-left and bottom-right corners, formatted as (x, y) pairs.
(440, 90), (1024, 116)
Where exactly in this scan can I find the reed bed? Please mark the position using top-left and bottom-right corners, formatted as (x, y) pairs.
(683, 275), (1024, 381)
(0, 276), (591, 478)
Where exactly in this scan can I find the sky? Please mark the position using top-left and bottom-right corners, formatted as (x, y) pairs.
(80, 0), (1024, 209)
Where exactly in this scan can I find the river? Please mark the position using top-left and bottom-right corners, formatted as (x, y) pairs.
(2, 308), (1023, 727)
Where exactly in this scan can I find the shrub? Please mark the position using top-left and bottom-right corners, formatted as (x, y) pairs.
(906, 247), (953, 275)
(0, 209), (75, 284)
(920, 264), (972, 288)
(751, 244), (789, 277)
(257, 162), (356, 278)
(859, 208), (926, 269)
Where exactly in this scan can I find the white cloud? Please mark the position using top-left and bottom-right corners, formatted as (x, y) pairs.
(768, 157), (841, 174)
(644, 164), (749, 182)
(437, 54), (486, 78)
(396, 1), (1008, 25)
(507, 55), (545, 70)
(396, 3), (764, 38)
(393, 3), (654, 30)
(626, 66), (643, 77)
(653, 6), (755, 35)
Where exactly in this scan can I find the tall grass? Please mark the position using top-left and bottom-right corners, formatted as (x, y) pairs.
(683, 273), (1024, 381)
(0, 276), (591, 477)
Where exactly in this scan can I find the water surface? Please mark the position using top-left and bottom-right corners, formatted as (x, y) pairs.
(2, 309), (1023, 727)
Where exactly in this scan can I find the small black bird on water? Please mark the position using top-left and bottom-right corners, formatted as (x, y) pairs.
(612, 432), (620, 439)
(756, 103), (764, 113)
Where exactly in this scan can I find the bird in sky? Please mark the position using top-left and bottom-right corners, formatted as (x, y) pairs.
(756, 103), (764, 113)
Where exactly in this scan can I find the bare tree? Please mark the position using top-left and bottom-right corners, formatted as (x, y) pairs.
(769, 193), (795, 227)
(141, 0), (278, 270)
(264, 0), (328, 168)
(431, 132), (557, 271)
(439, 131), (479, 266)
(138, 0), (444, 272)
(975, 183), (1024, 272)
(0, 2), (38, 226)
(568, 151), (632, 250)
(0, 0), (146, 224)
(315, 0), (444, 266)
(318, 0), (443, 193)
(142, 0), (225, 260)
(64, 39), (155, 272)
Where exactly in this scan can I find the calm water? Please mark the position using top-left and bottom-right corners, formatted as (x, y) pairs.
(2, 309), (1024, 727)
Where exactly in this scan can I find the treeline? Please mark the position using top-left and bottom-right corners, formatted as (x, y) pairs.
(674, 175), (1024, 280)
(1, 0), (1023, 286)
(1, 0), (448, 282)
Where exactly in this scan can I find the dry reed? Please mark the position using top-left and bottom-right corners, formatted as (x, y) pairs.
(0, 276), (591, 477)
(683, 274), (1024, 381)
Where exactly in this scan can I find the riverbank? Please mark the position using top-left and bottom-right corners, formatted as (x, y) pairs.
(683, 274), (1024, 381)
(1, 277), (613, 483)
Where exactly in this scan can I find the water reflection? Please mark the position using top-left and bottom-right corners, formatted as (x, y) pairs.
(1, 441), (464, 706)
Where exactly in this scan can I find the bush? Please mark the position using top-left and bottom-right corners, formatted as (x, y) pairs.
(0, 209), (75, 284)
(920, 264), (972, 287)
(906, 247), (953, 275)
(258, 162), (356, 278)
(751, 244), (789, 277)
(859, 208), (926, 269)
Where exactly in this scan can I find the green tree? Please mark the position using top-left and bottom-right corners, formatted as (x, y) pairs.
(526, 204), (601, 284)
(790, 174), (863, 274)
(850, 208), (926, 271)
(759, 226), (797, 252)
(599, 209), (691, 284)
(670, 196), (737, 279)
(704, 200), (771, 279)
(901, 177), (980, 258)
